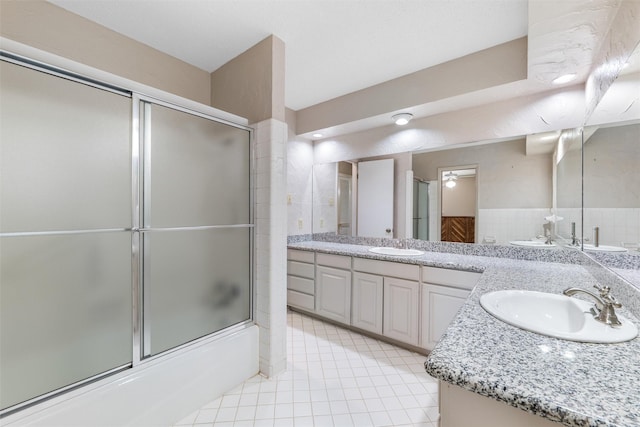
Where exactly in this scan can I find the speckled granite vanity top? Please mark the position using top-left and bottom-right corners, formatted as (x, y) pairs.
(288, 240), (640, 427)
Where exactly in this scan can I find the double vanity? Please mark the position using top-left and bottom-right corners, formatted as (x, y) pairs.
(287, 238), (640, 427)
(287, 242), (481, 352)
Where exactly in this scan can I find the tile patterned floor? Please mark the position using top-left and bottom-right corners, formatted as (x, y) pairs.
(174, 310), (439, 427)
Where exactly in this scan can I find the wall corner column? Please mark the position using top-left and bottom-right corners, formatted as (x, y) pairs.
(211, 35), (287, 377)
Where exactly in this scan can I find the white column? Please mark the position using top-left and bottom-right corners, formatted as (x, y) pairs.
(254, 118), (288, 377)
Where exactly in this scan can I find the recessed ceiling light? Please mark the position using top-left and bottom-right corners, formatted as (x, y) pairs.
(392, 113), (413, 125)
(552, 73), (577, 85)
(312, 133), (323, 138)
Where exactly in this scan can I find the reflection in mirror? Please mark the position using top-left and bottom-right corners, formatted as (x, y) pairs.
(337, 161), (353, 236)
(555, 128), (583, 247)
(312, 162), (337, 234)
(439, 167), (477, 243)
(412, 178), (430, 240)
(357, 158), (394, 238)
(314, 132), (583, 248)
(581, 41), (640, 288)
(313, 155), (408, 238)
(582, 121), (639, 252)
(412, 137), (557, 245)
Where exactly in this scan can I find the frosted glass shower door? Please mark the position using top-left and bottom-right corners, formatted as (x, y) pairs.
(142, 103), (252, 357)
(0, 61), (132, 411)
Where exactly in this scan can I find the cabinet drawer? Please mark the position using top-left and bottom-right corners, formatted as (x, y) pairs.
(287, 260), (315, 279)
(422, 266), (480, 290)
(316, 253), (351, 269)
(287, 290), (315, 311)
(287, 275), (314, 295)
(353, 258), (420, 281)
(287, 249), (315, 264)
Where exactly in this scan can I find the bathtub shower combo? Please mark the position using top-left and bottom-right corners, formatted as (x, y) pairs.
(0, 53), (255, 422)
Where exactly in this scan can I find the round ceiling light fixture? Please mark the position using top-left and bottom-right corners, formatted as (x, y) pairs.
(552, 73), (577, 85)
(392, 113), (413, 125)
(444, 171), (458, 188)
(312, 133), (323, 138)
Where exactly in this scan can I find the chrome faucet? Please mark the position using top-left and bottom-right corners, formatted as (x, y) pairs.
(395, 238), (408, 249)
(563, 285), (622, 327)
(542, 221), (553, 245)
(570, 222), (580, 246)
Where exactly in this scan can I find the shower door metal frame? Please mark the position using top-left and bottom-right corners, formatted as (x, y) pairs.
(0, 52), (134, 417)
(0, 52), (255, 415)
(134, 94), (255, 363)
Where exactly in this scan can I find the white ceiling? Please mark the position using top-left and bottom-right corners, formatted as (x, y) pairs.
(47, 0), (528, 111)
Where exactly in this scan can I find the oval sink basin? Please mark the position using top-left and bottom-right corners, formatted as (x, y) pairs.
(509, 240), (556, 248)
(583, 244), (627, 253)
(369, 247), (424, 256)
(480, 290), (638, 343)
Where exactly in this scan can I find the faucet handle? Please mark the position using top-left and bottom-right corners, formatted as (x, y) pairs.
(594, 285), (622, 308)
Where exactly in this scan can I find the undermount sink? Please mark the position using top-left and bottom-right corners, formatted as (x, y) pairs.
(509, 240), (556, 248)
(480, 290), (638, 343)
(583, 244), (627, 253)
(368, 247), (424, 256)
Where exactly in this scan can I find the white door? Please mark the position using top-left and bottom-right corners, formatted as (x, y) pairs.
(357, 159), (394, 238)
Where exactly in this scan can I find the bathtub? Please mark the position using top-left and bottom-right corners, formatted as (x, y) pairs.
(1, 325), (259, 426)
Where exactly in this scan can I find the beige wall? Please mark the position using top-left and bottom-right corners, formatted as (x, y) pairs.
(313, 85), (585, 165)
(584, 123), (640, 208)
(413, 139), (552, 209)
(442, 177), (476, 217)
(286, 108), (314, 236)
(0, 0), (211, 105)
(211, 35), (285, 124)
(296, 37), (527, 135)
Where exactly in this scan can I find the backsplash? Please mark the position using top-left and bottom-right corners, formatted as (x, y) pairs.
(287, 234), (313, 244)
(306, 233), (587, 264)
(584, 208), (640, 248)
(477, 208), (555, 245)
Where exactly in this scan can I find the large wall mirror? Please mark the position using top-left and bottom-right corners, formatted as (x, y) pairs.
(310, 45), (639, 287)
(312, 129), (582, 249)
(582, 121), (639, 251)
(580, 43), (640, 287)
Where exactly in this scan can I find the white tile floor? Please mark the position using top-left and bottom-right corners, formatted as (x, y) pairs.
(174, 310), (439, 427)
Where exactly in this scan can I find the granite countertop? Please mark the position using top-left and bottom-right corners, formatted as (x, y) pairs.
(288, 240), (492, 272)
(288, 240), (640, 427)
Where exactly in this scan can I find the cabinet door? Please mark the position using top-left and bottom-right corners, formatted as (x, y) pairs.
(316, 266), (351, 325)
(421, 284), (470, 350)
(383, 277), (419, 346)
(352, 272), (383, 334)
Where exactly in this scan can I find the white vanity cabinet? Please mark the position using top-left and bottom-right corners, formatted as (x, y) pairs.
(383, 277), (420, 346)
(351, 272), (383, 334)
(315, 254), (352, 325)
(421, 266), (480, 350)
(287, 246), (482, 352)
(286, 249), (315, 311)
(353, 258), (421, 347)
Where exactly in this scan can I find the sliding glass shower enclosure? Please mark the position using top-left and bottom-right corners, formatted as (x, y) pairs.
(0, 56), (253, 413)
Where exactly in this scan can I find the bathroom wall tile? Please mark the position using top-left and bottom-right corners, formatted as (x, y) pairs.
(478, 208), (552, 244)
(584, 208), (640, 246)
(254, 118), (288, 378)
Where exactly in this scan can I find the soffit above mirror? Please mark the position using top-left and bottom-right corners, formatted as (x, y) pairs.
(297, 1), (629, 139)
